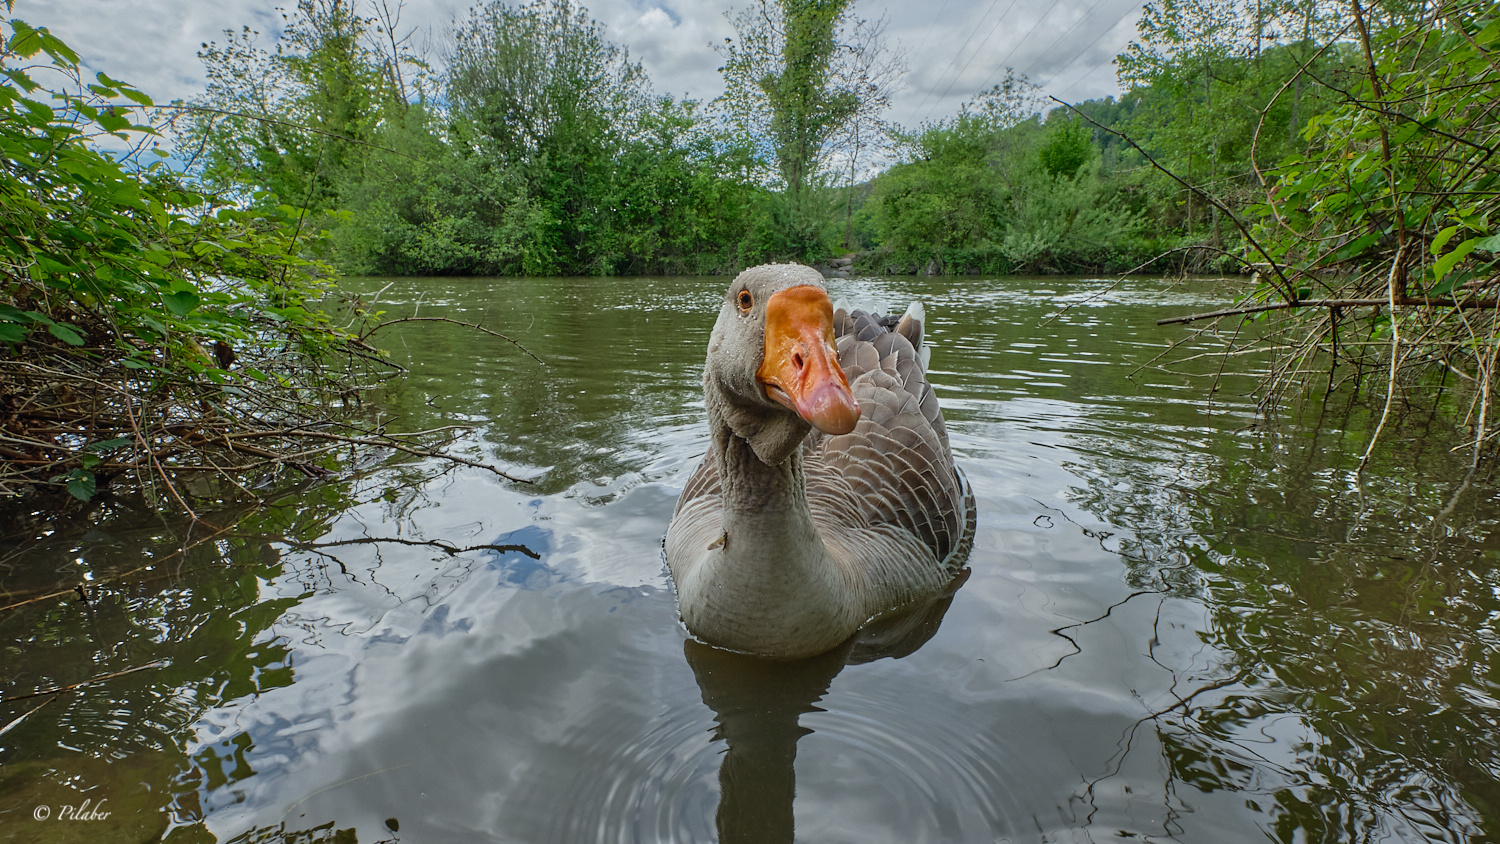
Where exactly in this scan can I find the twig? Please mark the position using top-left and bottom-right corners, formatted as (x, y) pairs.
(122, 381), (208, 527)
(0, 696), (56, 737)
(362, 316), (546, 365)
(257, 429), (534, 483)
(287, 536), (541, 560)
(1, 660), (169, 704)
(1358, 246), (1411, 474)
(0, 519), (242, 613)
(1158, 295), (1500, 326)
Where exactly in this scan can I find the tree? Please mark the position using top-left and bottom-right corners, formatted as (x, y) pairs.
(1115, 0), (1347, 250)
(1038, 118), (1094, 179)
(177, 0), (415, 210)
(715, 0), (903, 259)
(859, 77), (1147, 275)
(444, 0), (648, 163)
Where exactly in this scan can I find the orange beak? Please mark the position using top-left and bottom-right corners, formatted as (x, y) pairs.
(756, 285), (860, 435)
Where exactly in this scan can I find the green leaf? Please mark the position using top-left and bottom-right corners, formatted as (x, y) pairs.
(119, 87), (152, 107)
(1432, 224), (1460, 255)
(98, 110), (130, 133)
(0, 323), (25, 342)
(1474, 234), (1500, 254)
(1479, 18), (1500, 45)
(1434, 237), (1479, 283)
(87, 437), (133, 452)
(38, 31), (80, 65)
(3, 68), (39, 92)
(162, 289), (200, 316)
(1390, 121), (1422, 145)
(65, 470), (97, 502)
(137, 314), (168, 337)
(7, 20), (42, 57)
(36, 254), (71, 275)
(81, 453), (102, 470)
(47, 322), (84, 345)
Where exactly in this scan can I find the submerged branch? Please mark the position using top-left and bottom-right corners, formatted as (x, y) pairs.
(0, 660), (170, 704)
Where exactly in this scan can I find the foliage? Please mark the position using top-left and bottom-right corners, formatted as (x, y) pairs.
(445, 0), (647, 162)
(715, 0), (904, 259)
(857, 78), (1150, 275)
(0, 16), (346, 372)
(1238, 2), (1500, 445)
(0, 12), (402, 506)
(1125, 0), (1500, 461)
(1104, 0), (1354, 264)
(177, 0), (418, 211)
(183, 0), (777, 276)
(1038, 118), (1094, 179)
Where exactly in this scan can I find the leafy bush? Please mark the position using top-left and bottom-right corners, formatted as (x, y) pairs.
(858, 85), (1149, 275)
(0, 13), (385, 506)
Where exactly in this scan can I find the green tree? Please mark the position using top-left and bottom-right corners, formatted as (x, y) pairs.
(328, 0), (771, 276)
(179, 0), (408, 211)
(716, 0), (902, 259)
(859, 76), (1147, 275)
(1038, 118), (1094, 179)
(1113, 0), (1348, 256)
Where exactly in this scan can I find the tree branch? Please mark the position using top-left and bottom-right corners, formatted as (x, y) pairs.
(1158, 295), (1500, 326)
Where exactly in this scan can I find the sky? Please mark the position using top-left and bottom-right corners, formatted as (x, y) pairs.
(24, 0), (1144, 130)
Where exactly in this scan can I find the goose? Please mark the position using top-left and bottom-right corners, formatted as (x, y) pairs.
(666, 263), (974, 658)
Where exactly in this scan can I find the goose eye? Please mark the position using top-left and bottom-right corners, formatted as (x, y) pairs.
(737, 290), (753, 312)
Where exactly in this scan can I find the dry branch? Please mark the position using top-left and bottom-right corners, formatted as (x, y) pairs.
(1158, 296), (1500, 326)
(0, 305), (537, 506)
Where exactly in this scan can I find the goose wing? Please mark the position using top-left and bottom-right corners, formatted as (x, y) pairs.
(807, 305), (967, 568)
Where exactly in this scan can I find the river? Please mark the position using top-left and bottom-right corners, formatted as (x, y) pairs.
(1, 273), (1497, 843)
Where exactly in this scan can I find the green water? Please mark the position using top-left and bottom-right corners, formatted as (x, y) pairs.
(1, 274), (1496, 843)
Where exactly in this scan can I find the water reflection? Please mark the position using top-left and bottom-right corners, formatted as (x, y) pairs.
(3, 275), (1499, 843)
(688, 573), (965, 844)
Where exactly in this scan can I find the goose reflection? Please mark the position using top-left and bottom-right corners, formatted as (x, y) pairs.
(684, 571), (969, 844)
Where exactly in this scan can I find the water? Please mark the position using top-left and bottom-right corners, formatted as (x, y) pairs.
(1, 274), (1497, 843)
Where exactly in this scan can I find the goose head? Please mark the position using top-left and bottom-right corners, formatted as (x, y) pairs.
(705, 264), (860, 465)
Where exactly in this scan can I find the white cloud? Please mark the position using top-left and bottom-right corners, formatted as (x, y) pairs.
(22, 0), (1136, 128)
(609, 2), (732, 101)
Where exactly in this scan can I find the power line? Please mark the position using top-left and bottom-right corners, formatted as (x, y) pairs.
(904, 0), (952, 74)
(915, 0), (1024, 125)
(1047, 2), (1145, 101)
(907, 0), (1009, 125)
(925, 0), (1086, 121)
(1013, 0), (1117, 84)
(981, 0), (1067, 86)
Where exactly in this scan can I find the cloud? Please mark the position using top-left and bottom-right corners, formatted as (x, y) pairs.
(27, 0), (284, 102)
(23, 0), (1137, 131)
(605, 2), (733, 101)
(889, 0), (1142, 125)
